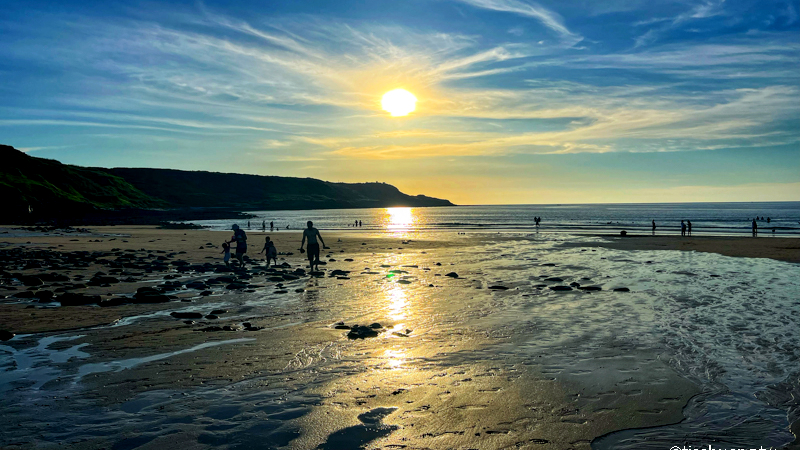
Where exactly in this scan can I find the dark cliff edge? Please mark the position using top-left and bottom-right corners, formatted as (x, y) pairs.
(0, 145), (454, 224)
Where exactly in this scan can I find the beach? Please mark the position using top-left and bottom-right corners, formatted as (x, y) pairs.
(1, 225), (798, 449)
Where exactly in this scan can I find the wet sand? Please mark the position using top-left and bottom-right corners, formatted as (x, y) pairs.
(1, 226), (797, 449)
(572, 234), (800, 263)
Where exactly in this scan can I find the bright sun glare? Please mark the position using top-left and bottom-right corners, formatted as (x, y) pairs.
(381, 89), (417, 116)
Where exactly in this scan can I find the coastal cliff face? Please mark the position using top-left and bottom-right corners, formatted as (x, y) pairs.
(0, 145), (453, 222)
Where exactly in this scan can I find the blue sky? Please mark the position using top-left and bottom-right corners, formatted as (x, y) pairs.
(1, 0), (798, 204)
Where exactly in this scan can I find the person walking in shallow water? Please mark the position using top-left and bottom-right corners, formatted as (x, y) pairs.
(680, 220), (686, 237)
(300, 221), (326, 272)
(687, 220), (692, 236)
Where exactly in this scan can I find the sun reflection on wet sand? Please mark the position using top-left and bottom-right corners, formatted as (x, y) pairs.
(383, 283), (408, 322)
(382, 349), (407, 369)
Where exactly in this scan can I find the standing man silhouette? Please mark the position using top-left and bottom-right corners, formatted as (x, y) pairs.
(300, 221), (326, 271)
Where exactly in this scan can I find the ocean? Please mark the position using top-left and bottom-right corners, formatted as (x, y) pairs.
(192, 201), (800, 236)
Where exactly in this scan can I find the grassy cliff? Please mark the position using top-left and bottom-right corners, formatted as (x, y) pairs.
(0, 145), (167, 221)
(1, 145), (453, 223)
(107, 167), (453, 210)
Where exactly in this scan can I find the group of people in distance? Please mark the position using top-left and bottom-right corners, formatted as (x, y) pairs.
(649, 217), (772, 237)
(221, 221), (326, 271)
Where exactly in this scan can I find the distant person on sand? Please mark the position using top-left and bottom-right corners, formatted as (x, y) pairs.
(300, 220), (326, 271)
(259, 236), (278, 267)
(221, 242), (231, 267)
(359, 220), (362, 227)
(681, 220), (686, 237)
(247, 221), (250, 229)
(752, 219), (758, 237)
(687, 220), (692, 236)
(227, 224), (248, 267)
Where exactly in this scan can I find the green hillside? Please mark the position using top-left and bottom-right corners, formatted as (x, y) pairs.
(107, 167), (453, 210)
(0, 145), (453, 223)
(0, 145), (167, 220)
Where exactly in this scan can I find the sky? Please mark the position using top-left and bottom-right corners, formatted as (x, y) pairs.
(1, 0), (799, 205)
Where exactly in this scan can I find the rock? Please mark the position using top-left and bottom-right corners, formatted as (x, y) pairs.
(0, 330), (15, 341)
(549, 285), (573, 291)
(57, 293), (102, 306)
(14, 291), (37, 299)
(369, 322), (383, 329)
(199, 290), (212, 296)
(32, 290), (54, 301)
(206, 314), (219, 320)
(99, 297), (128, 307)
(613, 287), (630, 292)
(171, 312), (204, 319)
(19, 276), (43, 286)
(620, 230), (627, 236)
(545, 277), (563, 282)
(445, 272), (459, 278)
(90, 276), (120, 285)
(210, 309), (228, 315)
(578, 286), (602, 291)
(569, 282), (581, 287)
(226, 282), (249, 290)
(294, 288), (305, 293)
(347, 325), (380, 339)
(488, 285), (509, 290)
(132, 288), (172, 303)
(186, 281), (207, 290)
(197, 326), (224, 332)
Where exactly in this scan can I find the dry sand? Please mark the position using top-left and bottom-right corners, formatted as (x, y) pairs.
(1, 225), (797, 449)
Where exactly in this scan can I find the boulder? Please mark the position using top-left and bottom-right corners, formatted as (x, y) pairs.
(170, 312), (204, 319)
(57, 293), (102, 306)
(347, 325), (380, 339)
(19, 276), (43, 286)
(445, 272), (459, 278)
(549, 285), (573, 291)
(0, 330), (14, 341)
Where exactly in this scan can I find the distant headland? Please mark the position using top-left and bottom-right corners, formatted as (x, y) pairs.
(0, 145), (454, 224)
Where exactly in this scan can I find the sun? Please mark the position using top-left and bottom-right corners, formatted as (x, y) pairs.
(381, 89), (417, 117)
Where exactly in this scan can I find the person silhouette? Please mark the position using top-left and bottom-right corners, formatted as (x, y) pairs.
(652, 220), (656, 235)
(270, 221), (274, 231)
(681, 220), (686, 237)
(687, 220), (692, 236)
(752, 219), (758, 237)
(300, 221), (326, 271)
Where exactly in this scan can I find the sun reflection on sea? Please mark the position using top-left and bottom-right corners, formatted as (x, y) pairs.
(384, 207), (415, 230)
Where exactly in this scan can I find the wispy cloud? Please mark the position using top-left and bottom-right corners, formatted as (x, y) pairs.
(449, 0), (583, 46)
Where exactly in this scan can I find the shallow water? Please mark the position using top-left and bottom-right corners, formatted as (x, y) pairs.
(0, 232), (797, 449)
(193, 202), (800, 236)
